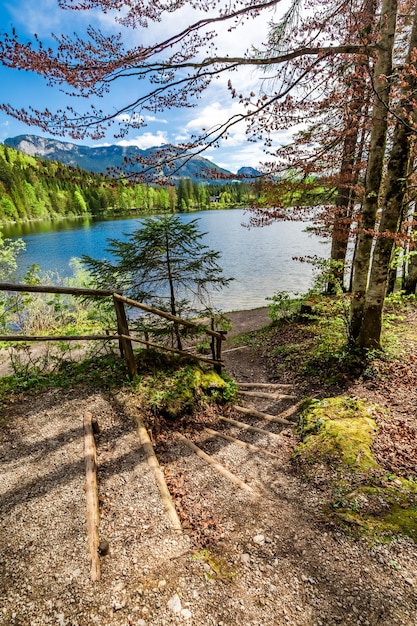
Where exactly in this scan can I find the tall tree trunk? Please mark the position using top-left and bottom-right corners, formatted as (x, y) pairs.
(328, 108), (363, 292)
(328, 0), (376, 293)
(403, 171), (417, 294)
(165, 232), (182, 351)
(404, 229), (417, 294)
(404, 242), (417, 294)
(357, 5), (417, 348)
(349, 0), (398, 340)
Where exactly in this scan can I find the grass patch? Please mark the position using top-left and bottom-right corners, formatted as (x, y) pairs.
(191, 548), (237, 582)
(235, 292), (417, 387)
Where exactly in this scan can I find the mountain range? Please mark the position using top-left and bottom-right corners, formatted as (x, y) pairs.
(4, 135), (261, 182)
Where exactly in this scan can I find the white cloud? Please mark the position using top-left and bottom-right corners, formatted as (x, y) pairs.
(206, 142), (267, 173)
(111, 113), (168, 129)
(185, 100), (262, 148)
(6, 0), (76, 36)
(116, 131), (169, 150)
(144, 115), (168, 124)
(183, 97), (299, 172)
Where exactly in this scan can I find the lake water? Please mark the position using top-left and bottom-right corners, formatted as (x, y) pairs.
(1, 209), (329, 312)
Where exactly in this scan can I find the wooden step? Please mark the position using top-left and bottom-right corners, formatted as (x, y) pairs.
(204, 427), (280, 458)
(237, 382), (293, 389)
(175, 432), (254, 493)
(219, 415), (283, 439)
(233, 404), (291, 425)
(275, 402), (301, 422)
(238, 390), (297, 400)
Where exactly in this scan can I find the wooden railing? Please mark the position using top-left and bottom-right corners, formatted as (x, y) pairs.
(0, 283), (226, 378)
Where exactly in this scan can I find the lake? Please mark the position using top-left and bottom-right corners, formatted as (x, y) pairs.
(1, 209), (329, 312)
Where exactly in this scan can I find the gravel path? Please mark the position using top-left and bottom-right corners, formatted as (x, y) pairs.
(1, 381), (417, 625)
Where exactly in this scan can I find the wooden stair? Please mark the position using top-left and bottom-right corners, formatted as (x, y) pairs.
(174, 380), (300, 494)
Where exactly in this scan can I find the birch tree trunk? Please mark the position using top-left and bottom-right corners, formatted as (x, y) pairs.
(328, 0), (376, 292)
(404, 247), (417, 294)
(357, 5), (417, 348)
(403, 190), (417, 294)
(349, 0), (398, 340)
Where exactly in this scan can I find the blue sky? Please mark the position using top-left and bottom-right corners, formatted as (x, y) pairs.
(0, 0), (294, 173)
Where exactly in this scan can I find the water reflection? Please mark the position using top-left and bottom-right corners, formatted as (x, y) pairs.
(1, 215), (94, 238)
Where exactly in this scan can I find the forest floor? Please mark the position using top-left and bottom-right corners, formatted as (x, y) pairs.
(1, 305), (417, 625)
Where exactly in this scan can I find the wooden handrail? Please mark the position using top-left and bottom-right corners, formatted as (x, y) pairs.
(0, 282), (116, 297)
(119, 333), (224, 366)
(0, 334), (119, 342)
(113, 293), (225, 339)
(0, 282), (226, 377)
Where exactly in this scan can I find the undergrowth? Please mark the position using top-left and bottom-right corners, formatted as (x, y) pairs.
(131, 350), (237, 419)
(247, 291), (417, 387)
(0, 349), (128, 421)
(0, 346), (236, 425)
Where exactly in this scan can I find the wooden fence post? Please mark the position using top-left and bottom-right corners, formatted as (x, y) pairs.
(84, 410), (101, 582)
(215, 331), (227, 374)
(112, 295), (137, 379)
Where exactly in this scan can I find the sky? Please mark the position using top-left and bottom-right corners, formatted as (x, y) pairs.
(0, 0), (294, 174)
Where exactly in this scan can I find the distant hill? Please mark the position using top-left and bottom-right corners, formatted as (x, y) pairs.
(4, 135), (235, 182)
(237, 166), (262, 178)
(0, 142), (263, 224)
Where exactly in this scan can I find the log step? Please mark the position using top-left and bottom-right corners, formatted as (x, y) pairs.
(83, 410), (101, 582)
(204, 427), (280, 458)
(275, 402), (301, 422)
(137, 417), (182, 534)
(219, 415), (282, 439)
(222, 346), (249, 354)
(233, 404), (291, 426)
(238, 390), (297, 400)
(176, 432), (254, 493)
(237, 382), (293, 389)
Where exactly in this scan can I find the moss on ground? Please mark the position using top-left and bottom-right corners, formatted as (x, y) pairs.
(132, 357), (237, 419)
(294, 396), (417, 543)
(191, 548), (237, 582)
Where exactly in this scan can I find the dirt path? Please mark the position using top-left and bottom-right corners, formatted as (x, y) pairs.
(1, 309), (417, 625)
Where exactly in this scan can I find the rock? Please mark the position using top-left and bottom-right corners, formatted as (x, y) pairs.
(253, 534), (265, 545)
(181, 608), (192, 619)
(167, 593), (182, 613)
(98, 540), (110, 556)
(241, 553), (251, 565)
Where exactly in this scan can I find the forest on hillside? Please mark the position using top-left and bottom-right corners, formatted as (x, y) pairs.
(0, 144), (259, 223)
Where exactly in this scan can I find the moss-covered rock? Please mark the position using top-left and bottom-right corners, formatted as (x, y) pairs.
(294, 396), (380, 471)
(133, 359), (236, 419)
(294, 396), (417, 543)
